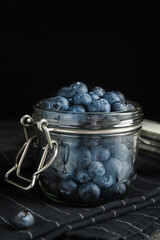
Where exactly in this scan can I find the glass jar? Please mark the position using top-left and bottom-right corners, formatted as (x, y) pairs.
(5, 99), (143, 206)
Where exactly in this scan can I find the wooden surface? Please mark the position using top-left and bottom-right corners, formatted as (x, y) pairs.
(0, 119), (160, 240)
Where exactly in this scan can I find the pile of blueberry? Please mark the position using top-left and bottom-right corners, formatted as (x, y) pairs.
(42, 82), (135, 113)
(38, 82), (137, 205)
(40, 135), (136, 205)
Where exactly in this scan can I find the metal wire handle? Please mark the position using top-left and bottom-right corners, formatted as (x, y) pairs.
(5, 115), (58, 190)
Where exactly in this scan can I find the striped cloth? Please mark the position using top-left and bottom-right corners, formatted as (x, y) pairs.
(0, 150), (160, 240)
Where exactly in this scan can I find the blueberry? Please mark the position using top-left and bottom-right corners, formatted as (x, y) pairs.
(75, 170), (91, 183)
(111, 101), (128, 112)
(104, 157), (122, 183)
(119, 160), (134, 182)
(93, 175), (113, 189)
(67, 82), (88, 98)
(14, 211), (34, 229)
(92, 86), (105, 97)
(59, 179), (77, 195)
(111, 183), (126, 195)
(103, 91), (121, 105)
(113, 91), (125, 102)
(57, 87), (70, 98)
(77, 146), (92, 169)
(51, 96), (69, 111)
(69, 105), (86, 113)
(88, 161), (105, 177)
(87, 99), (111, 112)
(89, 92), (100, 101)
(73, 93), (92, 107)
(91, 145), (110, 162)
(78, 182), (100, 203)
(126, 103), (135, 111)
(110, 143), (130, 161)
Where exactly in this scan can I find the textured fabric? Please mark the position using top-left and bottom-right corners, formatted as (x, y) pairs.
(0, 150), (160, 240)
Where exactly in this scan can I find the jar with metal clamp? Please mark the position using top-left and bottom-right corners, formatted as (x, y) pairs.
(5, 99), (143, 206)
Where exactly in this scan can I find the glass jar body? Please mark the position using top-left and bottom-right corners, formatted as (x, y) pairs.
(32, 100), (143, 206)
(37, 131), (139, 206)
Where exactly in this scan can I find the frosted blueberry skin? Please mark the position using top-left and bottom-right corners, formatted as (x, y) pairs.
(67, 82), (88, 98)
(87, 99), (110, 112)
(69, 105), (86, 113)
(51, 96), (69, 111)
(114, 91), (125, 102)
(89, 92), (100, 101)
(14, 211), (34, 229)
(57, 87), (70, 99)
(78, 182), (101, 203)
(92, 86), (105, 97)
(88, 161), (105, 178)
(75, 170), (91, 183)
(73, 93), (92, 107)
(111, 101), (128, 112)
(59, 179), (77, 195)
(103, 91), (121, 105)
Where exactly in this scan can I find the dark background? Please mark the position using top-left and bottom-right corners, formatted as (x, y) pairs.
(0, 2), (159, 121)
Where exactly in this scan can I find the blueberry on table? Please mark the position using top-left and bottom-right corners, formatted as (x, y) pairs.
(87, 99), (111, 112)
(14, 211), (34, 229)
(59, 179), (77, 195)
(111, 101), (128, 112)
(89, 92), (100, 101)
(73, 93), (92, 107)
(75, 170), (91, 183)
(78, 181), (100, 203)
(51, 96), (69, 111)
(68, 82), (88, 98)
(103, 91), (121, 105)
(92, 86), (105, 97)
(69, 105), (86, 113)
(88, 161), (105, 177)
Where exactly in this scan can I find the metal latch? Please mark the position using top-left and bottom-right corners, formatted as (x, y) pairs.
(5, 115), (58, 190)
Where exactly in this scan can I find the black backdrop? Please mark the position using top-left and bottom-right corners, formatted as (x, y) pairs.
(0, 2), (159, 121)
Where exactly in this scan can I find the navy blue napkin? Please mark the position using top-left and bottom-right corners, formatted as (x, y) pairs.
(0, 150), (160, 240)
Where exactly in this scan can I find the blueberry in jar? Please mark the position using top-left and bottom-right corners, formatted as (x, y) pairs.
(57, 87), (70, 99)
(67, 82), (88, 98)
(92, 86), (105, 97)
(91, 145), (110, 162)
(113, 91), (125, 102)
(69, 105), (86, 113)
(89, 92), (100, 101)
(88, 161), (105, 177)
(103, 91), (121, 105)
(75, 170), (91, 183)
(104, 157), (122, 184)
(111, 101), (128, 112)
(78, 181), (100, 203)
(93, 175), (113, 189)
(51, 96), (69, 111)
(59, 179), (77, 195)
(77, 146), (92, 169)
(87, 99), (110, 112)
(14, 211), (34, 229)
(73, 93), (92, 107)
